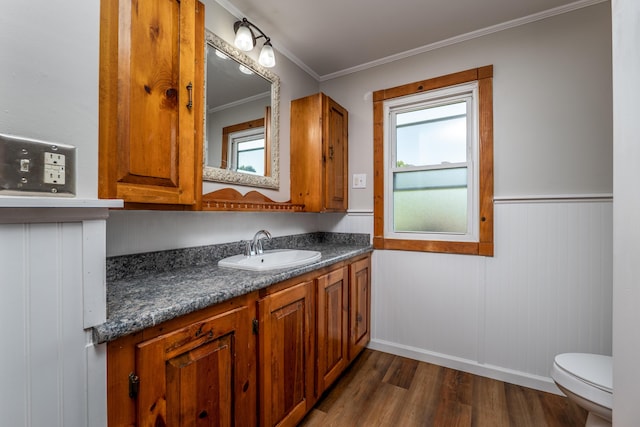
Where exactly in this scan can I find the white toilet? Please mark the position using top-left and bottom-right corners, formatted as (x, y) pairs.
(551, 353), (612, 427)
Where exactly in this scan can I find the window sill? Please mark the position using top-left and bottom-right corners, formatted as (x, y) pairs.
(373, 237), (493, 256)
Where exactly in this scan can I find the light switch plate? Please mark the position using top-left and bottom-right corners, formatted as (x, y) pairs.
(1, 133), (76, 196)
(352, 173), (367, 189)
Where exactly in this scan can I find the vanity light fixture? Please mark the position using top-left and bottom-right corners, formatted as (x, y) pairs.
(233, 17), (276, 68)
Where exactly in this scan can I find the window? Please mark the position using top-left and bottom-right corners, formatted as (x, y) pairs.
(221, 117), (267, 175)
(229, 128), (265, 175)
(373, 66), (494, 256)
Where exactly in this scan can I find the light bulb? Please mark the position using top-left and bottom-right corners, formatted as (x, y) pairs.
(234, 25), (254, 51)
(214, 49), (229, 60)
(239, 64), (254, 75)
(258, 42), (276, 68)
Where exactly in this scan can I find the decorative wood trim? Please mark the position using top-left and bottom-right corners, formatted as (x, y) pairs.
(373, 100), (385, 242)
(478, 70), (494, 256)
(373, 65), (494, 256)
(201, 188), (304, 212)
(373, 68), (480, 102)
(377, 238), (480, 255)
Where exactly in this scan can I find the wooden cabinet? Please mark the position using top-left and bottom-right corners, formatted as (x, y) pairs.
(258, 280), (315, 427)
(349, 256), (371, 360)
(107, 293), (256, 427)
(315, 266), (349, 393)
(106, 254), (371, 426)
(99, 0), (204, 207)
(290, 93), (348, 212)
(257, 256), (370, 426)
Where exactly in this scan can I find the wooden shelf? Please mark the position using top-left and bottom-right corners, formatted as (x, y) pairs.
(201, 188), (304, 212)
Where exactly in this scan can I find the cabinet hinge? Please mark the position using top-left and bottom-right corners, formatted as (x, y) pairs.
(128, 372), (140, 399)
(252, 318), (259, 335)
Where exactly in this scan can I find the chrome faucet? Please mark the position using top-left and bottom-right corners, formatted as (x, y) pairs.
(246, 229), (272, 256)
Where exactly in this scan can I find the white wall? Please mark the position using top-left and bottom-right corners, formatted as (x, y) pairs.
(319, 2), (613, 393)
(320, 2), (612, 210)
(612, 0), (640, 423)
(107, 210), (322, 256)
(0, 1), (100, 198)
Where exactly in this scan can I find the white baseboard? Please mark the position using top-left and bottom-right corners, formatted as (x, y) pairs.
(368, 339), (563, 395)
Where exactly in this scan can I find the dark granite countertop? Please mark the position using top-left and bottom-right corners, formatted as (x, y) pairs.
(92, 233), (372, 344)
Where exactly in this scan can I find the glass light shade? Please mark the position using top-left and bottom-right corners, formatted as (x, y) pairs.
(214, 49), (229, 60)
(234, 25), (254, 51)
(258, 43), (276, 68)
(238, 64), (254, 75)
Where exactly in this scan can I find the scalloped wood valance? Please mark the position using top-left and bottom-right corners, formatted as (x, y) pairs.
(201, 188), (304, 212)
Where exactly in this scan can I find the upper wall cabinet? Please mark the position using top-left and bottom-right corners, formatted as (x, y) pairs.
(99, 0), (205, 208)
(290, 93), (349, 212)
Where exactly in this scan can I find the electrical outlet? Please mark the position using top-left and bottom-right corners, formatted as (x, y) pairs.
(45, 152), (66, 167)
(352, 173), (366, 189)
(0, 133), (75, 196)
(44, 152), (66, 185)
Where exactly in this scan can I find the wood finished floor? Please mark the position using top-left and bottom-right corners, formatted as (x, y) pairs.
(299, 349), (586, 427)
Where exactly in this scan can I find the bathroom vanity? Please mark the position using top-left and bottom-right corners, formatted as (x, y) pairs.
(97, 233), (372, 426)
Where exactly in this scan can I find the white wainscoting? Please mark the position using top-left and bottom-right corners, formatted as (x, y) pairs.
(0, 217), (108, 426)
(363, 199), (612, 393)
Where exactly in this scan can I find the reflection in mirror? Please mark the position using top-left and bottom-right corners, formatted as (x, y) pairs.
(203, 31), (280, 189)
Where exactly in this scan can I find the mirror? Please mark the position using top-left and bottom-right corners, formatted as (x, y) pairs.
(203, 31), (280, 189)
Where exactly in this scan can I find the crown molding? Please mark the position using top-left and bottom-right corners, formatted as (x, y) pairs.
(320, 0), (607, 81)
(216, 0), (607, 82)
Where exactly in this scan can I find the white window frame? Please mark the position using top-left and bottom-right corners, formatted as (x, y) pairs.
(383, 82), (480, 243)
(228, 127), (265, 174)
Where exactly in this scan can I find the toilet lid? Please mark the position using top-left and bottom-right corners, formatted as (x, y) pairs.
(554, 353), (612, 393)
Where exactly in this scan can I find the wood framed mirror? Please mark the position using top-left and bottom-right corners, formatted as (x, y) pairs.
(203, 31), (280, 189)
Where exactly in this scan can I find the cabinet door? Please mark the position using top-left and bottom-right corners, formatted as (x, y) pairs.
(323, 96), (348, 211)
(135, 305), (255, 426)
(290, 93), (348, 212)
(349, 256), (372, 360)
(316, 266), (349, 393)
(99, 0), (204, 206)
(258, 280), (314, 427)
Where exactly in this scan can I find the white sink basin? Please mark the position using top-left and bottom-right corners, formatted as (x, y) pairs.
(218, 249), (322, 271)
